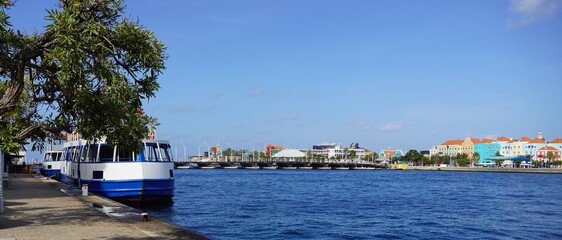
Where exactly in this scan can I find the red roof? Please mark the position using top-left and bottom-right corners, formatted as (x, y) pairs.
(538, 146), (558, 151)
(497, 136), (510, 141)
(383, 150), (397, 155)
(480, 139), (494, 143)
(519, 136), (531, 141)
(441, 140), (464, 145)
(551, 138), (562, 144)
(528, 138), (546, 144)
(470, 138), (481, 144)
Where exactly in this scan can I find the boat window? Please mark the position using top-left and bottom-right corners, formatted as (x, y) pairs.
(64, 147), (72, 161)
(144, 143), (172, 162)
(93, 171), (104, 180)
(158, 144), (172, 162)
(87, 144), (99, 162)
(116, 147), (134, 162)
(44, 152), (60, 162)
(97, 145), (114, 162)
(80, 144), (90, 162)
(72, 147), (81, 162)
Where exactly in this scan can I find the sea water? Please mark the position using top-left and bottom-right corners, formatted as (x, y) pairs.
(143, 170), (562, 239)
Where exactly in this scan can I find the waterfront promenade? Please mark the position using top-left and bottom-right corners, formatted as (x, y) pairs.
(407, 166), (562, 173)
(0, 174), (207, 240)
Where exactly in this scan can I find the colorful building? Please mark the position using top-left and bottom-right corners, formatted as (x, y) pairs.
(474, 141), (501, 163)
(536, 146), (561, 163)
(312, 143), (344, 159)
(432, 132), (560, 162)
(430, 139), (464, 157)
(265, 144), (284, 157)
(380, 149), (404, 160)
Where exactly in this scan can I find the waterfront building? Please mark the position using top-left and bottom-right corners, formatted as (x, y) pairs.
(524, 135), (547, 160)
(432, 132), (561, 162)
(536, 146), (561, 163)
(380, 149), (404, 160)
(461, 137), (494, 158)
(312, 143), (344, 159)
(265, 144), (284, 157)
(474, 141), (501, 163)
(549, 138), (562, 152)
(430, 140), (463, 158)
(497, 136), (513, 157)
(498, 137), (528, 158)
(347, 142), (367, 158)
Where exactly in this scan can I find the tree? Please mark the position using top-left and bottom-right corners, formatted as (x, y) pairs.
(403, 149), (422, 165)
(546, 152), (554, 164)
(472, 152), (480, 166)
(0, 0), (166, 153)
(422, 156), (433, 166)
(146, 116), (160, 133)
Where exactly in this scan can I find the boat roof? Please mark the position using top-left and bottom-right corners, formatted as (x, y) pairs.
(63, 139), (170, 147)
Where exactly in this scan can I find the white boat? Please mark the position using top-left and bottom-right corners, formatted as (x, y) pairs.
(176, 163), (198, 169)
(39, 138), (66, 177)
(201, 163), (222, 169)
(335, 167), (349, 170)
(283, 166), (297, 170)
(245, 165), (260, 169)
(317, 166), (331, 170)
(224, 163), (242, 169)
(60, 137), (175, 201)
(299, 166), (313, 170)
(262, 166), (277, 170)
(40, 150), (64, 177)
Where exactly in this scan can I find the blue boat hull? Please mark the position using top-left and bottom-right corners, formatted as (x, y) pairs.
(40, 169), (60, 177)
(60, 174), (174, 200)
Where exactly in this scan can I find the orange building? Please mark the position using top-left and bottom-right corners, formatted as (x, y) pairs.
(265, 144), (284, 157)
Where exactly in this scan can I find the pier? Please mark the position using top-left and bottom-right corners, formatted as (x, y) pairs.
(0, 174), (207, 240)
(176, 158), (390, 170)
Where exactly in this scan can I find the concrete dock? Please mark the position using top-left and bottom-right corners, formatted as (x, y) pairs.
(0, 174), (208, 240)
(406, 166), (562, 173)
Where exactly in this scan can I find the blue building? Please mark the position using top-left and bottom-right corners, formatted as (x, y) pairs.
(474, 142), (500, 163)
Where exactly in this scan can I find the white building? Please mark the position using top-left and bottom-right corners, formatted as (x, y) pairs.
(312, 143), (344, 159)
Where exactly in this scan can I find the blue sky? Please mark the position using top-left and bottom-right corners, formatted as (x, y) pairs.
(8, 0), (562, 158)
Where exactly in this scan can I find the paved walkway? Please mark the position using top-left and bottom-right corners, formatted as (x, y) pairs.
(1, 174), (207, 240)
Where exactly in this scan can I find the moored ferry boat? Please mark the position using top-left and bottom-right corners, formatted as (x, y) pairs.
(39, 136), (66, 177)
(40, 149), (64, 177)
(59, 133), (175, 201)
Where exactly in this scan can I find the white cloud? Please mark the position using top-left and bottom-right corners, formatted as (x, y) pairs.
(509, 0), (562, 27)
(380, 122), (403, 132)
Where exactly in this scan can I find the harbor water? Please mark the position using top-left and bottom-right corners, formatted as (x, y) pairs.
(143, 170), (562, 239)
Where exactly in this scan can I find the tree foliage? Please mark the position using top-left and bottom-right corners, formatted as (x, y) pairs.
(403, 149), (422, 164)
(0, 0), (166, 153)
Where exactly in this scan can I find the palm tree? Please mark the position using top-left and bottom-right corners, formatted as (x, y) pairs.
(472, 152), (480, 167)
(546, 152), (555, 167)
(146, 116), (160, 138)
